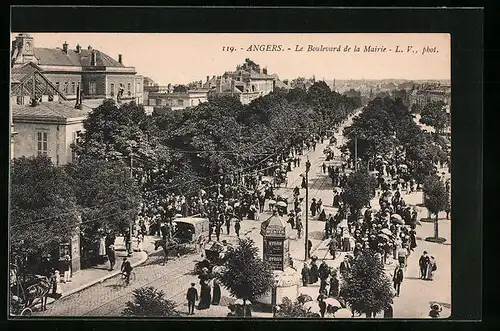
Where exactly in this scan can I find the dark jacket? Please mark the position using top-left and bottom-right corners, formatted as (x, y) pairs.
(339, 261), (351, 275)
(393, 267), (404, 283)
(187, 287), (199, 302)
(121, 261), (132, 273)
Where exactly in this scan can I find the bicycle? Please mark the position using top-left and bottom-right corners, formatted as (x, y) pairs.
(117, 271), (136, 287)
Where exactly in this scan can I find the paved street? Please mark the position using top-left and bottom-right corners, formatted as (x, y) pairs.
(35, 108), (450, 319)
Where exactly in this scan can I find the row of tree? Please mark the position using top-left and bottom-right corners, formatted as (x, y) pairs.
(11, 81), (359, 272)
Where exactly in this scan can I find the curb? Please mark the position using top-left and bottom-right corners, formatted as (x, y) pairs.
(51, 250), (149, 302)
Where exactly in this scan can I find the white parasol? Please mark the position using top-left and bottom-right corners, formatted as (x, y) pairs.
(268, 199), (276, 205)
(334, 308), (352, 318)
(277, 201), (288, 207)
(338, 219), (348, 228)
(381, 228), (393, 236)
(234, 299), (251, 305)
(324, 298), (343, 308)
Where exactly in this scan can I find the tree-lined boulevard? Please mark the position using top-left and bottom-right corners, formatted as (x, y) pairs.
(11, 77), (451, 319)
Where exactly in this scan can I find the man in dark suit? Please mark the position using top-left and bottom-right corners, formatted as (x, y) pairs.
(186, 283), (198, 315)
(393, 265), (404, 297)
(419, 251), (430, 279)
(339, 256), (351, 277)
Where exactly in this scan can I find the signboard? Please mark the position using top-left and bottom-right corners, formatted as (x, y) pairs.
(266, 254), (284, 270)
(71, 231), (81, 273)
(267, 239), (284, 255)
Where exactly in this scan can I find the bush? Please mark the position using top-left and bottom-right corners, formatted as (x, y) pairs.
(275, 297), (319, 318)
(122, 286), (180, 317)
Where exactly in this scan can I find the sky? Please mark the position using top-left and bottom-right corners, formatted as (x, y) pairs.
(12, 33), (450, 85)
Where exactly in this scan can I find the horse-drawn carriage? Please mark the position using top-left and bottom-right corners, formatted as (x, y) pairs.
(194, 241), (230, 275)
(10, 265), (52, 316)
(154, 217), (210, 265)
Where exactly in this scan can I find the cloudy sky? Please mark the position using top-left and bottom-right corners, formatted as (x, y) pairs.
(12, 33), (450, 85)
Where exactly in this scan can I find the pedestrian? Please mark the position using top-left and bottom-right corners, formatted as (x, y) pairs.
(318, 261), (330, 293)
(383, 304), (394, 318)
(322, 163), (326, 174)
(328, 270), (339, 297)
(419, 251), (430, 279)
(393, 265), (404, 297)
(397, 245), (408, 269)
(215, 224), (221, 242)
(307, 239), (313, 259)
(426, 256), (437, 281)
(197, 280), (212, 310)
(310, 199), (317, 217)
(107, 245), (116, 271)
(211, 279), (221, 305)
(429, 303), (442, 318)
(328, 235), (337, 259)
(317, 198), (323, 214)
(234, 219), (241, 238)
(62, 254), (71, 283)
(296, 218), (303, 239)
(317, 294), (327, 318)
(309, 256), (319, 284)
(393, 236), (402, 260)
(339, 256), (351, 278)
(51, 269), (62, 299)
(301, 263), (310, 286)
(225, 217), (231, 235)
(186, 283), (199, 315)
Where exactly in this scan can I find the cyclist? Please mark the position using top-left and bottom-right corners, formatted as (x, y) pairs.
(120, 257), (133, 285)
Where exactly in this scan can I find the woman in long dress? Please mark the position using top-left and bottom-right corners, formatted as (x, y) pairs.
(197, 281), (212, 310)
(309, 258), (319, 284)
(426, 256), (436, 280)
(211, 279), (221, 305)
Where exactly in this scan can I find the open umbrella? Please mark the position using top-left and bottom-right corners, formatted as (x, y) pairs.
(381, 228), (393, 236)
(334, 308), (352, 318)
(391, 218), (404, 225)
(378, 233), (390, 241)
(338, 219), (348, 228)
(391, 214), (403, 221)
(399, 164), (408, 169)
(268, 200), (276, 205)
(234, 202), (240, 207)
(324, 298), (343, 308)
(303, 301), (321, 314)
(277, 201), (288, 207)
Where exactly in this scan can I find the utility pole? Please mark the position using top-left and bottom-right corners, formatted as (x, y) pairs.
(128, 148), (134, 257)
(304, 159), (311, 261)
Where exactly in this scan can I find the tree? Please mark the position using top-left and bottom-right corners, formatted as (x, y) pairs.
(410, 103), (422, 114)
(423, 175), (448, 241)
(217, 238), (274, 317)
(341, 170), (377, 216)
(10, 156), (80, 274)
(122, 287), (180, 317)
(420, 101), (449, 133)
(341, 249), (394, 318)
(275, 297), (319, 318)
(65, 158), (141, 249)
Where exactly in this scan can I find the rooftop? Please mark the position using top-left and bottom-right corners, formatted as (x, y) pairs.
(33, 47), (125, 68)
(12, 101), (91, 121)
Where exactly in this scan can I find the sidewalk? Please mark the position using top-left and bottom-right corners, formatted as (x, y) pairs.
(47, 236), (149, 305)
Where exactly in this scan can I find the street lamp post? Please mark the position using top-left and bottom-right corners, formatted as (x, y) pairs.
(354, 135), (358, 171)
(304, 159), (311, 261)
(128, 147), (134, 257)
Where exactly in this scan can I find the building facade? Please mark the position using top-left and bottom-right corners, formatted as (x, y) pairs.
(148, 89), (209, 110)
(11, 33), (143, 105)
(409, 86), (451, 109)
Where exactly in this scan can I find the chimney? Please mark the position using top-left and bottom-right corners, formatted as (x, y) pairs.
(62, 41), (68, 54)
(263, 67), (268, 75)
(87, 45), (92, 51)
(75, 85), (82, 109)
(91, 50), (97, 66)
(75, 44), (81, 53)
(206, 76), (209, 83)
(118, 54), (122, 64)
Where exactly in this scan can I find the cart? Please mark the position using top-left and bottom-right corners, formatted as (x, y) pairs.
(194, 242), (229, 274)
(10, 265), (34, 317)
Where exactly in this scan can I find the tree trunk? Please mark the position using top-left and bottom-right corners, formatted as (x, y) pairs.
(243, 299), (246, 318)
(434, 213), (439, 240)
(365, 311), (372, 318)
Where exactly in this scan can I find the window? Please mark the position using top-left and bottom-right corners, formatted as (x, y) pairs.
(55, 82), (60, 91)
(16, 96), (23, 105)
(156, 98), (162, 106)
(63, 82), (68, 94)
(72, 130), (81, 162)
(137, 82), (141, 91)
(89, 81), (96, 95)
(177, 99), (184, 107)
(48, 94), (54, 102)
(110, 83), (115, 96)
(36, 131), (48, 156)
(127, 83), (131, 96)
(71, 82), (76, 94)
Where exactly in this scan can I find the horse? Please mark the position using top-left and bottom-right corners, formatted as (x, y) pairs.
(25, 275), (52, 312)
(154, 238), (181, 265)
